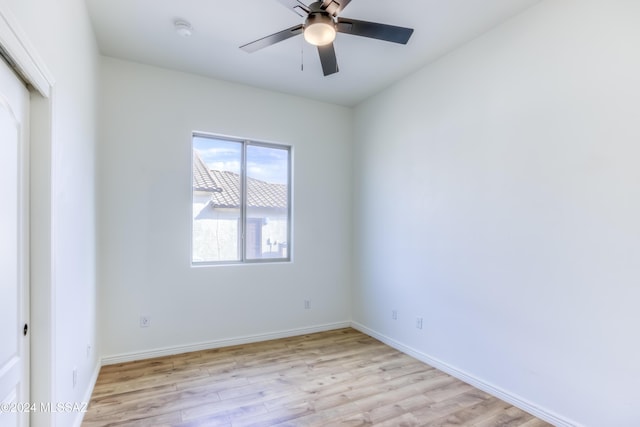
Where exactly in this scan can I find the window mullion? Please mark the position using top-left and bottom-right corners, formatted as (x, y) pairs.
(241, 141), (248, 261)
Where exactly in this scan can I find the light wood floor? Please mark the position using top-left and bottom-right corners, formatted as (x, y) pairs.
(83, 328), (552, 427)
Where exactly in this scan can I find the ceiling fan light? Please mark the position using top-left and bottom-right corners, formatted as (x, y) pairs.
(304, 14), (336, 46)
(304, 23), (336, 46)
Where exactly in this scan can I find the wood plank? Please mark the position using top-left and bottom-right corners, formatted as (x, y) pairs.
(82, 328), (552, 427)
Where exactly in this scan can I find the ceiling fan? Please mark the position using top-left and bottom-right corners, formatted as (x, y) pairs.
(240, 0), (414, 76)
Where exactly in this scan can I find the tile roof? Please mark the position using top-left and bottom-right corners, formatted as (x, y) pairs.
(193, 151), (287, 210)
(209, 170), (288, 210)
(193, 151), (222, 192)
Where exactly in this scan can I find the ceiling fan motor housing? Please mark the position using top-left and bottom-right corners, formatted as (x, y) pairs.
(304, 11), (336, 30)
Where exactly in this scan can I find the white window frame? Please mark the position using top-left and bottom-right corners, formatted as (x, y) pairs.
(191, 132), (292, 265)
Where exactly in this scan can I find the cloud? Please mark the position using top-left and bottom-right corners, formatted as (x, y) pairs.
(194, 137), (288, 184)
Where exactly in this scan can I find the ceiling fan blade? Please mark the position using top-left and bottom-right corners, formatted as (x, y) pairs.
(321, 0), (352, 16)
(240, 25), (304, 53)
(317, 43), (339, 76)
(337, 18), (414, 44)
(275, 0), (310, 17)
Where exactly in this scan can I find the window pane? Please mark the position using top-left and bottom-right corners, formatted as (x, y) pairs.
(192, 137), (242, 262)
(245, 144), (290, 260)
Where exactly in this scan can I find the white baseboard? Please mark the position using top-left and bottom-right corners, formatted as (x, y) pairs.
(101, 321), (351, 365)
(72, 360), (101, 427)
(350, 321), (580, 427)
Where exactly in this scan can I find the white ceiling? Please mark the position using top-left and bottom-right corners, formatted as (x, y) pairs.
(85, 0), (540, 106)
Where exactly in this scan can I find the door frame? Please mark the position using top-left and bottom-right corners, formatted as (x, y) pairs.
(0, 6), (56, 426)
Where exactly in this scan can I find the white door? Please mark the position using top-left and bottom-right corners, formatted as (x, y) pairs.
(0, 57), (30, 427)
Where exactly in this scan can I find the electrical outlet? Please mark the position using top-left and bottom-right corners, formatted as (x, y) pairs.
(416, 317), (423, 329)
(140, 315), (151, 328)
(304, 300), (311, 310)
(392, 309), (397, 320)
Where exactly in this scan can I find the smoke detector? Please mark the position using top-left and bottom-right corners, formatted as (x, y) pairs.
(174, 20), (193, 37)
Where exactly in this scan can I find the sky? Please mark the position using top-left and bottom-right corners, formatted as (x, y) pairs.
(193, 136), (289, 184)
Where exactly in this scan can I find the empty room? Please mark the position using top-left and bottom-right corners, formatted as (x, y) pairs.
(0, 0), (638, 426)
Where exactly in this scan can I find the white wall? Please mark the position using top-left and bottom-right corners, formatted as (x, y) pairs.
(0, 0), (99, 426)
(98, 57), (352, 359)
(352, 1), (640, 426)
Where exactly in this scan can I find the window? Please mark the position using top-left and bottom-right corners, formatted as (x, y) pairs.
(192, 134), (291, 264)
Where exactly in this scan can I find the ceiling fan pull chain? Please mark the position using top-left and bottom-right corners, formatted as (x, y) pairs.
(300, 37), (304, 71)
